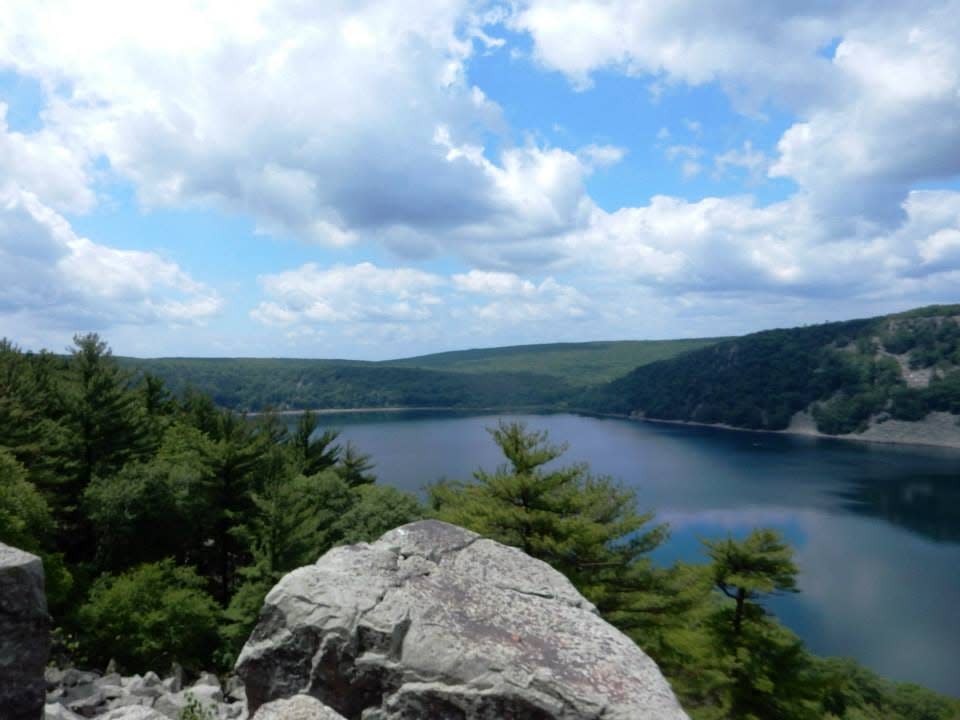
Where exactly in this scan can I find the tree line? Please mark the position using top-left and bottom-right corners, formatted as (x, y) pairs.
(1, 335), (957, 719)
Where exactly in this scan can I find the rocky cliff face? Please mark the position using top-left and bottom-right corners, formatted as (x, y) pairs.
(236, 520), (688, 720)
(0, 542), (50, 720)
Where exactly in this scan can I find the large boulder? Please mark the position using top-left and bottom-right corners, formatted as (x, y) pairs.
(237, 520), (688, 719)
(0, 542), (50, 720)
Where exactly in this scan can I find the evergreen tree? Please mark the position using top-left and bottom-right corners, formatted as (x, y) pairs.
(428, 421), (668, 631)
(57, 334), (150, 559)
(336, 440), (376, 487)
(703, 529), (818, 719)
(290, 410), (341, 476)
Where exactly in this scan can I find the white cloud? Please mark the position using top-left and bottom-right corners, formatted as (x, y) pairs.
(513, 1), (960, 227)
(0, 0), (598, 269)
(0, 182), (222, 332)
(714, 141), (768, 183)
(251, 262), (445, 327)
(563, 190), (960, 301)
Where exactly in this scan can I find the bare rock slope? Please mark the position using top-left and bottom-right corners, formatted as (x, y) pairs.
(237, 520), (688, 720)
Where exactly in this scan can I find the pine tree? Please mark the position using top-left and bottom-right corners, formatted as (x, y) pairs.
(428, 420), (669, 633)
(336, 440), (376, 486)
(57, 334), (151, 560)
(703, 529), (818, 719)
(289, 410), (341, 476)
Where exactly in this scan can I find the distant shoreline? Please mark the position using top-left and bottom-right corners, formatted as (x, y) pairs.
(629, 414), (960, 451)
(246, 405), (960, 451)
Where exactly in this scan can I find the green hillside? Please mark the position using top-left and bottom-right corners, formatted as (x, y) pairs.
(390, 338), (724, 385)
(117, 357), (573, 412)
(118, 338), (723, 411)
(585, 305), (960, 435)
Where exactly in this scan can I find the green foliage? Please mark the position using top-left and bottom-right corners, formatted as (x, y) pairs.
(2, 331), (957, 720)
(116, 339), (724, 412)
(336, 441), (377, 487)
(336, 484), (423, 544)
(78, 560), (220, 673)
(83, 427), (217, 571)
(0, 448), (73, 607)
(389, 338), (726, 385)
(588, 306), (960, 435)
(0, 448), (54, 552)
(429, 421), (670, 635)
(179, 693), (217, 720)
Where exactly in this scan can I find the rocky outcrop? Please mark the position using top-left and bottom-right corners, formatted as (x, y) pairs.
(1, 542), (50, 720)
(237, 520), (689, 719)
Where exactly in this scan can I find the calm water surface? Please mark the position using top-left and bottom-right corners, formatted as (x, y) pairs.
(298, 410), (960, 695)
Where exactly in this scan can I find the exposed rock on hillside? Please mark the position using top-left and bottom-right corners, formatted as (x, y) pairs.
(236, 520), (688, 720)
(1, 542), (50, 720)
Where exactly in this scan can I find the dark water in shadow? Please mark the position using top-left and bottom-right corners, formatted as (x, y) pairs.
(293, 410), (960, 695)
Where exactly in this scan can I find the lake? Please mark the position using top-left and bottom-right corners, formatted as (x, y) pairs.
(296, 410), (960, 695)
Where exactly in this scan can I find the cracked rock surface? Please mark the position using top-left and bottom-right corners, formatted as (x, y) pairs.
(1, 542), (50, 720)
(236, 520), (689, 720)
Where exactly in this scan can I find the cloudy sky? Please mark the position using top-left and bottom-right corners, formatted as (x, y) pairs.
(1, 1), (959, 358)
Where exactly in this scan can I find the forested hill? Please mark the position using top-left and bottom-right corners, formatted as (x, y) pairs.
(117, 339), (721, 412)
(389, 338), (723, 385)
(585, 304), (960, 436)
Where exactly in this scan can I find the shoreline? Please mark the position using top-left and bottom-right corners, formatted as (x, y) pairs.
(626, 414), (960, 451)
(247, 405), (960, 451)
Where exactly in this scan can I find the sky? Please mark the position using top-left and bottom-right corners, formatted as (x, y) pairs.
(1, 1), (959, 359)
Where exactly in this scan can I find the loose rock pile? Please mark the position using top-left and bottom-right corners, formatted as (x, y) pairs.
(42, 667), (247, 720)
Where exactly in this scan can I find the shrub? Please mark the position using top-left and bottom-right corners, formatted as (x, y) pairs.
(78, 559), (220, 672)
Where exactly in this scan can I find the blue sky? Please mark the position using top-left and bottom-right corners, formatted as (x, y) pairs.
(1, 1), (959, 358)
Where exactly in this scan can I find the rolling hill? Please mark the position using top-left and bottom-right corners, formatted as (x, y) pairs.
(389, 338), (723, 385)
(585, 304), (960, 438)
(118, 338), (721, 412)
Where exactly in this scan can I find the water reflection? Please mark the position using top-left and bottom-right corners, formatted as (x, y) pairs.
(835, 474), (960, 544)
(287, 410), (960, 694)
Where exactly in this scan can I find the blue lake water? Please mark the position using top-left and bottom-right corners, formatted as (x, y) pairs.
(296, 410), (960, 695)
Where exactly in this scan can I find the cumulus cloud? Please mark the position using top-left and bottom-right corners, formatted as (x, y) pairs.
(513, 0), (960, 227)
(0, 0), (600, 269)
(563, 190), (960, 301)
(251, 262), (445, 327)
(0, 182), (222, 331)
(2, 0), (960, 356)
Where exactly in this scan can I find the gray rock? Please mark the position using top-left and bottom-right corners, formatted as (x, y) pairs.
(237, 520), (689, 720)
(61, 669), (100, 688)
(46, 667), (65, 691)
(251, 695), (345, 720)
(105, 694), (154, 712)
(194, 671), (221, 689)
(165, 663), (185, 694)
(44, 704), (84, 720)
(0, 542), (50, 720)
(98, 708), (168, 720)
(224, 676), (245, 703)
(151, 692), (187, 720)
(127, 674), (164, 699)
(65, 687), (106, 717)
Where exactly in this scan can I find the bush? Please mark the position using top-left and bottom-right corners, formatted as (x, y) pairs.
(0, 448), (54, 551)
(78, 560), (220, 672)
